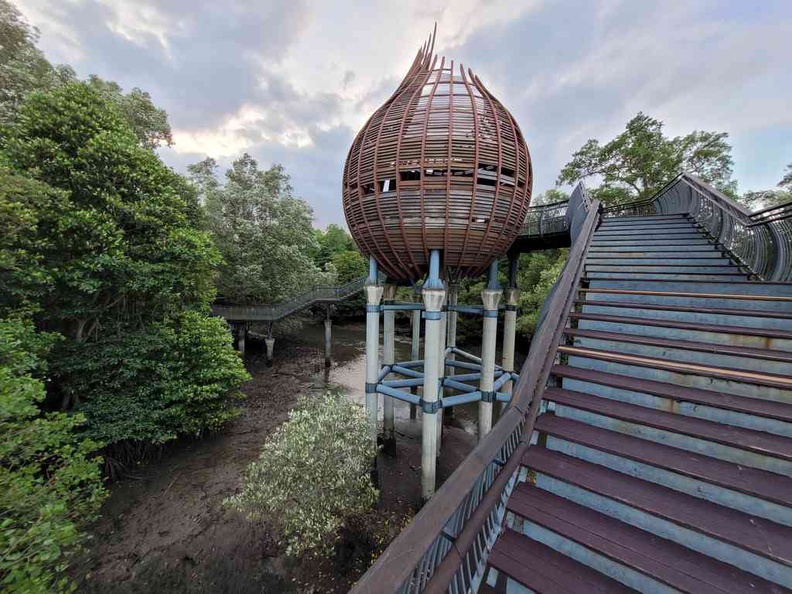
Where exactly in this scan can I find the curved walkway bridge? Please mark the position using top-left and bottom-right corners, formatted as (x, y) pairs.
(351, 173), (792, 594)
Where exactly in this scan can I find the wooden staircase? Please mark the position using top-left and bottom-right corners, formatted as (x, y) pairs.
(487, 214), (792, 593)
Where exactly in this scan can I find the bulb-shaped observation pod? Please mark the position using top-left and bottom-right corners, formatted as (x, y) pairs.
(342, 30), (532, 283)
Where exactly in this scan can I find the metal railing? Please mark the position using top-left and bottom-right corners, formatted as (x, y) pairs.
(523, 172), (791, 281)
(519, 199), (569, 239)
(210, 276), (366, 322)
(610, 173), (792, 282)
(350, 185), (601, 594)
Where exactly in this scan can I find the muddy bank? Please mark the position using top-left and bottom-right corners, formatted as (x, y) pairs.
(76, 321), (483, 593)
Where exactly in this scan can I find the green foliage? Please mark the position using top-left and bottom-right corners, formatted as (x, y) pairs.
(0, 0), (75, 128)
(0, 317), (106, 593)
(226, 391), (378, 557)
(531, 188), (569, 205)
(0, 3), (170, 147)
(3, 82), (218, 331)
(558, 112), (736, 204)
(742, 162), (792, 210)
(314, 224), (356, 267)
(331, 250), (367, 284)
(85, 75), (172, 149)
(781, 163), (792, 190)
(0, 169), (67, 317)
(516, 250), (568, 336)
(191, 154), (328, 304)
(0, 82), (246, 445)
(55, 311), (248, 445)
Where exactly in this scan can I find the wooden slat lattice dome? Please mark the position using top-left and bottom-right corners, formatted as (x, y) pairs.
(343, 29), (532, 282)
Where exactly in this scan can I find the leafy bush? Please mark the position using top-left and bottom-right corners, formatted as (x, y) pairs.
(516, 251), (568, 336)
(54, 311), (249, 446)
(226, 391), (378, 556)
(0, 318), (106, 593)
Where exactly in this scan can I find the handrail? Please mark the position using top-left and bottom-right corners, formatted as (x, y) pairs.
(584, 172), (791, 282)
(350, 187), (601, 594)
(748, 200), (792, 225)
(631, 173), (791, 281)
(520, 200), (569, 239)
(210, 276), (366, 322)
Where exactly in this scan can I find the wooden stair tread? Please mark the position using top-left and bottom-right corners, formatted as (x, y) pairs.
(551, 365), (792, 422)
(520, 448), (792, 565)
(580, 288), (792, 302)
(569, 311), (792, 340)
(585, 275), (755, 282)
(542, 387), (792, 461)
(558, 345), (792, 389)
(565, 328), (792, 364)
(507, 482), (783, 594)
(575, 298), (792, 320)
(489, 528), (637, 594)
(535, 415), (792, 506)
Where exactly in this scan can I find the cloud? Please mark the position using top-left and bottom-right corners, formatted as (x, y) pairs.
(16, 0), (792, 225)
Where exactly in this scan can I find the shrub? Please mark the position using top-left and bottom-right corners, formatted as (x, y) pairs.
(226, 391), (378, 556)
(54, 311), (250, 447)
(0, 318), (106, 593)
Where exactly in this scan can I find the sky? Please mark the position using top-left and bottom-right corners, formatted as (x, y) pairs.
(15, 0), (792, 228)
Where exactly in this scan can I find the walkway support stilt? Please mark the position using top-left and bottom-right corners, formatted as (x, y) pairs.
(501, 255), (519, 413)
(265, 322), (274, 364)
(436, 291), (447, 454)
(479, 260), (501, 442)
(365, 258), (384, 446)
(323, 306), (332, 368)
(237, 323), (247, 358)
(409, 304), (420, 419)
(445, 283), (459, 421)
(382, 283), (397, 456)
(422, 250), (445, 500)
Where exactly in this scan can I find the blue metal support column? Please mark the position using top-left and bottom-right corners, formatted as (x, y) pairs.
(382, 283), (398, 456)
(364, 257), (384, 446)
(501, 252), (520, 412)
(409, 299), (421, 419)
(445, 282), (459, 421)
(421, 250), (446, 500)
(479, 259), (502, 442)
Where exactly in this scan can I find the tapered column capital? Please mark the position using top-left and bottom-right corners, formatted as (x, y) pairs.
(365, 285), (384, 305)
(422, 287), (447, 312)
(504, 287), (520, 307)
(481, 289), (502, 311)
(382, 283), (398, 302)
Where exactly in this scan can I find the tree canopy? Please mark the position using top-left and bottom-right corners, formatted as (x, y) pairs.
(191, 154), (329, 304)
(0, 0), (171, 147)
(557, 112), (736, 203)
(1, 81), (247, 447)
(743, 161), (792, 210)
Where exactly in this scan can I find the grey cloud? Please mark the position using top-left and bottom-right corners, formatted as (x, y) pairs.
(27, 0), (792, 226)
(444, 0), (792, 194)
(38, 0), (311, 129)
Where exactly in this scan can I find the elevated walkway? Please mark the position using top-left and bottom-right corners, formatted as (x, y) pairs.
(210, 277), (365, 323)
